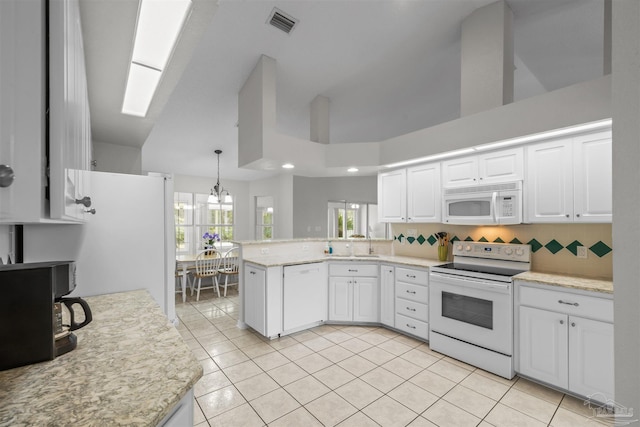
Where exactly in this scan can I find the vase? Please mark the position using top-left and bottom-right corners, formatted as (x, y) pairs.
(438, 245), (448, 262)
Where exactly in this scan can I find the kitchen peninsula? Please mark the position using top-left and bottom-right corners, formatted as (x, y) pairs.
(0, 290), (202, 426)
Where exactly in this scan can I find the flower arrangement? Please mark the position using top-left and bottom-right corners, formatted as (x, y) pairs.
(202, 231), (220, 248)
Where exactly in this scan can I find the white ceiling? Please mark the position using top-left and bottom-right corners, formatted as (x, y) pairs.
(79, 0), (604, 181)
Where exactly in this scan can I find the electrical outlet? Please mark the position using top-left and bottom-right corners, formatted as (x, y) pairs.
(407, 229), (417, 238)
(577, 246), (587, 259)
(261, 247), (269, 255)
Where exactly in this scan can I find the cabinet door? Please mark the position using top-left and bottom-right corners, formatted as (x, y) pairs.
(329, 277), (352, 321)
(0, 0), (46, 222)
(478, 147), (524, 184)
(442, 156), (478, 187)
(573, 131), (612, 223)
(244, 265), (266, 335)
(407, 163), (441, 222)
(353, 277), (379, 323)
(283, 263), (327, 331)
(525, 138), (573, 222)
(569, 316), (614, 402)
(379, 265), (395, 327)
(378, 169), (406, 222)
(518, 306), (568, 389)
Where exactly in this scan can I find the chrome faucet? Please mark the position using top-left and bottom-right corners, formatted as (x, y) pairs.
(368, 235), (374, 254)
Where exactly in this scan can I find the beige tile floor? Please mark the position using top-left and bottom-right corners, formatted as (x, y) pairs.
(176, 289), (612, 427)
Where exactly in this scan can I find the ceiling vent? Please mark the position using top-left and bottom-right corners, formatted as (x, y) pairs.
(267, 8), (298, 34)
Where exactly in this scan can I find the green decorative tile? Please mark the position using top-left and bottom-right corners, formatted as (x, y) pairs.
(565, 240), (583, 256)
(493, 237), (505, 243)
(451, 236), (460, 242)
(426, 235), (437, 246)
(510, 237), (523, 244)
(478, 237), (488, 242)
(464, 236), (474, 241)
(417, 235), (426, 245)
(589, 241), (612, 258)
(407, 236), (416, 244)
(527, 239), (543, 253)
(545, 239), (564, 254)
(397, 234), (404, 243)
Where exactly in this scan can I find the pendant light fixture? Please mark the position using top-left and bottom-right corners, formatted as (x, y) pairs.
(207, 149), (233, 204)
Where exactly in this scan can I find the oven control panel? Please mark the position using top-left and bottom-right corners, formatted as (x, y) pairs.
(452, 242), (531, 262)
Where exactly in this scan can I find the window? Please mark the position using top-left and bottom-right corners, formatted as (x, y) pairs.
(327, 201), (387, 239)
(174, 192), (234, 254)
(255, 196), (274, 240)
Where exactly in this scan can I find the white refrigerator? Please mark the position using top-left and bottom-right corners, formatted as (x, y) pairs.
(23, 171), (176, 322)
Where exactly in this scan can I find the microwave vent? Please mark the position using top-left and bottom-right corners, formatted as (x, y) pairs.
(267, 8), (298, 34)
(444, 182), (521, 195)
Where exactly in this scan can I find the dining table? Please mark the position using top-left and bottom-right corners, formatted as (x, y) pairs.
(175, 246), (237, 302)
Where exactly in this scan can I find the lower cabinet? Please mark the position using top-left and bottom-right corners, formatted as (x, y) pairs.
(244, 263), (267, 335)
(380, 265), (395, 327)
(516, 282), (614, 402)
(394, 267), (429, 340)
(328, 263), (379, 323)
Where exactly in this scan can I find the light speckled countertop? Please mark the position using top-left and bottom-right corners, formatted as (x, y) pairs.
(0, 290), (203, 427)
(514, 271), (613, 294)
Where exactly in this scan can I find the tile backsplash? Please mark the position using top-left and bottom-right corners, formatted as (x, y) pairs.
(391, 223), (612, 280)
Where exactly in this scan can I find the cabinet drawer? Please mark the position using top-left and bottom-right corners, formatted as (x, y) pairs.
(329, 263), (378, 277)
(396, 298), (428, 321)
(396, 282), (428, 304)
(395, 267), (428, 285)
(395, 314), (428, 340)
(519, 285), (613, 323)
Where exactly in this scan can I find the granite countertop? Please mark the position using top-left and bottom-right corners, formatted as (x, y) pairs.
(0, 290), (203, 426)
(243, 253), (442, 269)
(515, 271), (613, 294)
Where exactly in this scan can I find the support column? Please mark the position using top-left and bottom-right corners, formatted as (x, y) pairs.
(310, 95), (330, 144)
(460, 0), (514, 116)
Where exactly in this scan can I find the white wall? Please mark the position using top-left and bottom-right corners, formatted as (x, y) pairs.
(249, 174), (294, 240)
(173, 174), (252, 241)
(93, 140), (142, 175)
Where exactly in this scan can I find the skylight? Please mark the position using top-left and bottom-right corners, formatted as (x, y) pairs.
(122, 0), (192, 117)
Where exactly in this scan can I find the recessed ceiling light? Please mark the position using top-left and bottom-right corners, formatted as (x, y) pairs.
(347, 167), (359, 173)
(282, 163), (295, 169)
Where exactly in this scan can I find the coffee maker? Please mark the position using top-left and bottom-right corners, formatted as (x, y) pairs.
(0, 261), (92, 371)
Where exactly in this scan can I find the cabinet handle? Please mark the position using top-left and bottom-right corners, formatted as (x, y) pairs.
(85, 208), (96, 215)
(560, 320), (564, 325)
(558, 300), (579, 307)
(348, 269), (358, 272)
(571, 322), (576, 327)
(406, 274), (416, 279)
(75, 196), (92, 207)
(406, 324), (416, 329)
(576, 214), (581, 218)
(250, 271), (256, 275)
(566, 214), (570, 218)
(406, 290), (416, 294)
(0, 165), (15, 188)
(406, 307), (416, 312)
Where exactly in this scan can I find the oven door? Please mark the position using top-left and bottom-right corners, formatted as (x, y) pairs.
(429, 272), (513, 355)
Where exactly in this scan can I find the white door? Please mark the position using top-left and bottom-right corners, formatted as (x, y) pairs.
(353, 277), (379, 323)
(407, 163), (441, 222)
(379, 265), (395, 327)
(328, 277), (352, 321)
(478, 147), (524, 184)
(518, 306), (568, 389)
(525, 138), (574, 222)
(569, 316), (614, 401)
(442, 156), (478, 187)
(378, 169), (406, 222)
(573, 131), (612, 223)
(244, 264), (266, 335)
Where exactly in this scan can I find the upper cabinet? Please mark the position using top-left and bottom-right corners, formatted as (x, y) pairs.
(442, 147), (524, 188)
(379, 162), (441, 223)
(49, 0), (93, 222)
(525, 130), (611, 223)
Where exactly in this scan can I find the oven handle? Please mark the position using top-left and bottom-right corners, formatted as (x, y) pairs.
(429, 272), (511, 293)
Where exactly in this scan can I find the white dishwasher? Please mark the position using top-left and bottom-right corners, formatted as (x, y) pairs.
(283, 262), (328, 331)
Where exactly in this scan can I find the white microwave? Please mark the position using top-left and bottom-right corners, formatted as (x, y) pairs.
(442, 181), (522, 225)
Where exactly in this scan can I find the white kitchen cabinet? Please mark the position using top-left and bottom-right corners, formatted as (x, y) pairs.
(0, 0), (46, 222)
(442, 147), (524, 188)
(378, 162), (440, 223)
(525, 130), (612, 223)
(328, 263), (379, 323)
(244, 263), (267, 335)
(379, 265), (395, 327)
(394, 267), (429, 340)
(378, 169), (406, 222)
(158, 388), (194, 427)
(283, 262), (327, 331)
(516, 282), (614, 402)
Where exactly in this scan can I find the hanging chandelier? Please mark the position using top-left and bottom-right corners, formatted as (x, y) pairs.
(207, 149), (233, 204)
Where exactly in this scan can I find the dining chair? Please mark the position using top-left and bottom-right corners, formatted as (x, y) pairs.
(193, 250), (221, 301)
(217, 246), (239, 297)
